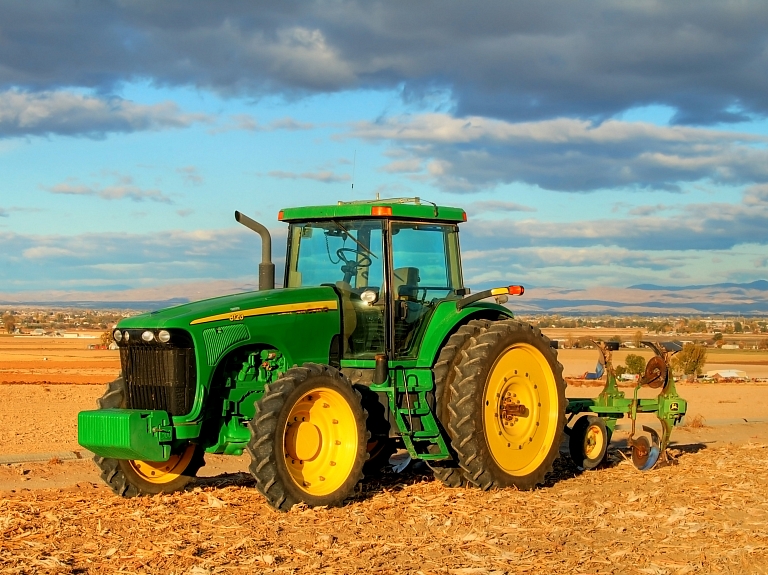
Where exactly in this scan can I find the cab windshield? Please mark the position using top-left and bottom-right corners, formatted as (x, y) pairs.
(286, 219), (384, 290)
(285, 218), (464, 359)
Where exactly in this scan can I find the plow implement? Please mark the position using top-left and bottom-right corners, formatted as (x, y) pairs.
(566, 341), (688, 471)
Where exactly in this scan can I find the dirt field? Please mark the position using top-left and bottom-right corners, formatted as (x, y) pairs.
(2, 332), (766, 385)
(0, 333), (119, 385)
(3, 334), (768, 573)
(2, 440), (768, 574)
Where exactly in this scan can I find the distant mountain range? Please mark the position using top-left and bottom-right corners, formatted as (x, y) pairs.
(512, 280), (768, 316)
(1, 279), (767, 316)
(628, 280), (768, 292)
(0, 298), (190, 312)
(0, 280), (255, 312)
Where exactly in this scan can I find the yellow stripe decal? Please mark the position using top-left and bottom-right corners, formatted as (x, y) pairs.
(190, 300), (339, 326)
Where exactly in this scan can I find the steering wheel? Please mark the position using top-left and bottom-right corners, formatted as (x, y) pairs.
(336, 248), (373, 283)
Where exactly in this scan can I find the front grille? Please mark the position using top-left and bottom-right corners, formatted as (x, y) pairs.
(118, 330), (196, 416)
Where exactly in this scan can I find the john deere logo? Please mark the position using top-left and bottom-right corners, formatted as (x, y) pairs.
(670, 402), (679, 411)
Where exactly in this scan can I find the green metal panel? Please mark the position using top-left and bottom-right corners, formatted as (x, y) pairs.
(115, 285), (341, 427)
(202, 324), (250, 366)
(280, 202), (466, 223)
(78, 409), (172, 461)
(369, 368), (450, 460)
(415, 300), (514, 368)
(203, 349), (286, 456)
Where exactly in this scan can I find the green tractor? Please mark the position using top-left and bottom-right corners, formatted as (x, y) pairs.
(78, 197), (684, 511)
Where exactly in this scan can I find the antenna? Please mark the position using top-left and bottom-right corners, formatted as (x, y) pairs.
(351, 149), (356, 191)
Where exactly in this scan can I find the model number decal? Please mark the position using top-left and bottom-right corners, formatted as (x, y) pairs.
(190, 300), (340, 325)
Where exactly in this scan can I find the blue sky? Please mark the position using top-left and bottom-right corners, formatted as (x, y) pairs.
(1, 1), (767, 302)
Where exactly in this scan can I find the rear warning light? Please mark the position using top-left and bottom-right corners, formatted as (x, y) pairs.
(278, 210), (284, 220)
(508, 285), (525, 296)
(462, 212), (467, 221)
(371, 206), (393, 216)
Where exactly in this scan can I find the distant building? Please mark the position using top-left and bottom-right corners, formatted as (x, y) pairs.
(706, 369), (748, 380)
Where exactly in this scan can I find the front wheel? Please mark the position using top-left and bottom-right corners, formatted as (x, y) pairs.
(247, 363), (369, 511)
(93, 376), (205, 497)
(447, 320), (566, 490)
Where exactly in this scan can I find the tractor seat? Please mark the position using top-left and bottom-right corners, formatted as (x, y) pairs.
(393, 267), (420, 301)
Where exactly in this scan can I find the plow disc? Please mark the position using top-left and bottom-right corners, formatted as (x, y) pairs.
(640, 356), (667, 389)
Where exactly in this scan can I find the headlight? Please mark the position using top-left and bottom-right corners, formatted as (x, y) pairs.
(124, 331), (130, 342)
(157, 330), (171, 343)
(113, 330), (122, 342)
(360, 289), (378, 305)
(141, 330), (155, 342)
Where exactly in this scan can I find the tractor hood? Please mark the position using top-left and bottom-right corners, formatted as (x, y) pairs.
(117, 286), (339, 330)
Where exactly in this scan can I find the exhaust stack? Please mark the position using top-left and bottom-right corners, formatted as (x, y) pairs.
(235, 210), (275, 291)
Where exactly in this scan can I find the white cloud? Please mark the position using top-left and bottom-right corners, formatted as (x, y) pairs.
(212, 114), (315, 134)
(23, 246), (79, 259)
(347, 114), (768, 192)
(0, 90), (210, 138)
(267, 170), (350, 183)
(176, 166), (203, 185)
(467, 200), (536, 215)
(4, 3), (768, 126)
(744, 184), (768, 205)
(351, 115), (765, 146)
(43, 181), (173, 204)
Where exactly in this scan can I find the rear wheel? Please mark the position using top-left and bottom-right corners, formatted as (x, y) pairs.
(93, 376), (204, 497)
(448, 320), (566, 490)
(428, 319), (490, 487)
(247, 363), (368, 511)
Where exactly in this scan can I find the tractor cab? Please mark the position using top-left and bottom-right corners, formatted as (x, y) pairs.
(280, 198), (467, 360)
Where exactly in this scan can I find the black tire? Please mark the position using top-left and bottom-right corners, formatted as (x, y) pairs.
(247, 363), (369, 511)
(569, 415), (609, 470)
(447, 320), (566, 490)
(93, 376), (205, 497)
(357, 385), (397, 475)
(427, 319), (491, 487)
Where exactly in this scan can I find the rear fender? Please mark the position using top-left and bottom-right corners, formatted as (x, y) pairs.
(416, 301), (512, 368)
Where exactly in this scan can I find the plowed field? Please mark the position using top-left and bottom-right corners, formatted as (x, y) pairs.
(2, 334), (768, 573)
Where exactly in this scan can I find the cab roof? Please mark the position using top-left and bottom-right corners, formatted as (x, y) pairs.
(278, 197), (466, 223)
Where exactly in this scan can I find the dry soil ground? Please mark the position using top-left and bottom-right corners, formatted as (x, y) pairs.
(0, 334), (119, 385)
(2, 335), (768, 573)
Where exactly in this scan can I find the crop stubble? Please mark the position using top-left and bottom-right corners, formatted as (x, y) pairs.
(2, 336), (768, 573)
(1, 443), (768, 574)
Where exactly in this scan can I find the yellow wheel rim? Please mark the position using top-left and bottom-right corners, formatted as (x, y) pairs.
(128, 444), (196, 485)
(283, 387), (358, 497)
(584, 423), (605, 460)
(483, 343), (560, 476)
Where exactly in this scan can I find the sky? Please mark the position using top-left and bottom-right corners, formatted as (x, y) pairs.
(1, 1), (768, 303)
